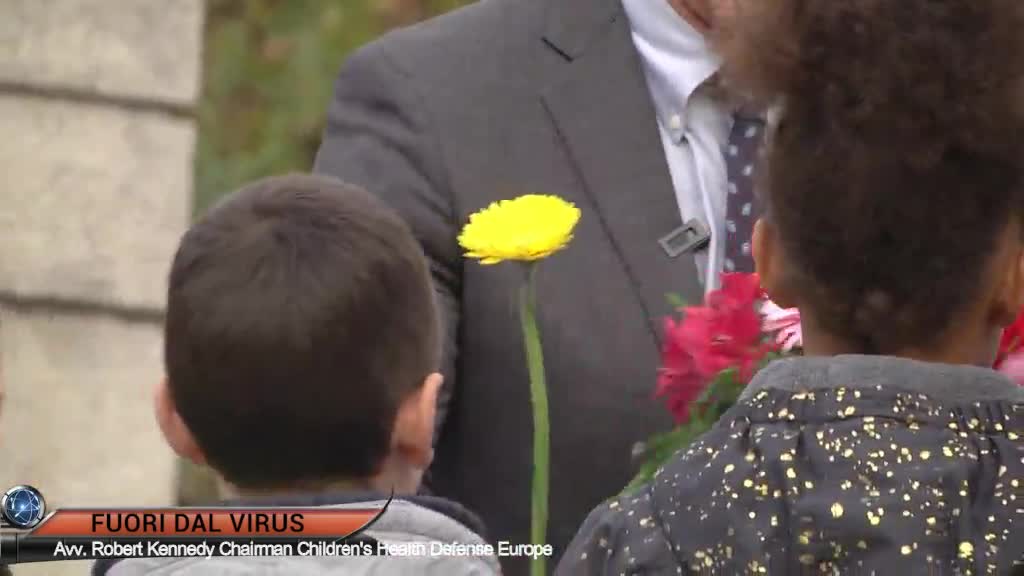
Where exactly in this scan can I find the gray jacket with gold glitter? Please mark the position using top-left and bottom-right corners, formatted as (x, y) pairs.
(557, 355), (1024, 575)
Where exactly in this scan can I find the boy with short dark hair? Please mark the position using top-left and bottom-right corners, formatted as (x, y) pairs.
(96, 174), (499, 575)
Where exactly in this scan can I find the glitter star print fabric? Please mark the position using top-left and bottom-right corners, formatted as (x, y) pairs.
(558, 356), (1024, 575)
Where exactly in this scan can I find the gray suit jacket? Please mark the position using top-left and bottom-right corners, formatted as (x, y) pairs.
(314, 0), (704, 571)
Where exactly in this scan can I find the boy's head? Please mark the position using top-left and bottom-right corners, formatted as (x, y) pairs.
(156, 174), (441, 494)
(725, 0), (1024, 364)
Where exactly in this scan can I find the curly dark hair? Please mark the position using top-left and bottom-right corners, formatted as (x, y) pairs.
(718, 0), (1024, 353)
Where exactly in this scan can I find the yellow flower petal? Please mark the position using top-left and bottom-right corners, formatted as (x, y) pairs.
(458, 195), (581, 263)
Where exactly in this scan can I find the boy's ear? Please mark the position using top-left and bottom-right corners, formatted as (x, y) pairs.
(154, 378), (206, 465)
(392, 373), (443, 470)
(753, 218), (797, 307)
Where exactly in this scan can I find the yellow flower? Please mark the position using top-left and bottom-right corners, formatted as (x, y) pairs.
(458, 195), (581, 264)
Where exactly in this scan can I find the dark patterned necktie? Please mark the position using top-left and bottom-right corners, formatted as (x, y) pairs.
(723, 112), (767, 273)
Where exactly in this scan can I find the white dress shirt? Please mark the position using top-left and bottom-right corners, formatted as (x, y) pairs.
(621, 0), (733, 292)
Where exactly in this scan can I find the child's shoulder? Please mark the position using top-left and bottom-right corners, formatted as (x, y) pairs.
(366, 494), (491, 544)
(557, 484), (677, 575)
(635, 384), (1024, 572)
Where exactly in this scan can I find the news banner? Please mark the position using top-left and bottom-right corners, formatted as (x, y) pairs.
(0, 485), (550, 564)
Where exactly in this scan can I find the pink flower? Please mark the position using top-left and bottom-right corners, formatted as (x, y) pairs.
(998, 350), (1024, 386)
(761, 299), (802, 351)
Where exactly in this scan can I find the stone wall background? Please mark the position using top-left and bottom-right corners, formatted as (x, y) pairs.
(0, 1), (204, 574)
(0, 1), (476, 572)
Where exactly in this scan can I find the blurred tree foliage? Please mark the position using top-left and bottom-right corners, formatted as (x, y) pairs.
(195, 0), (469, 214)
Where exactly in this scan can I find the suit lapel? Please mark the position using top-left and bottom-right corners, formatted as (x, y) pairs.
(541, 0), (704, 343)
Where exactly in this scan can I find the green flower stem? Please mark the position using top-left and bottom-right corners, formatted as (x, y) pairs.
(520, 264), (549, 576)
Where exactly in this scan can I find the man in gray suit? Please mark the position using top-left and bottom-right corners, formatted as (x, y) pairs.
(314, 0), (763, 571)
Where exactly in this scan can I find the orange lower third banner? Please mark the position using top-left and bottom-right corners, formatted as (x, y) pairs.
(30, 508), (384, 537)
(0, 505), (392, 564)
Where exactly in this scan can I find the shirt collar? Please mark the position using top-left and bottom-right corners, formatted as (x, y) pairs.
(622, 0), (722, 143)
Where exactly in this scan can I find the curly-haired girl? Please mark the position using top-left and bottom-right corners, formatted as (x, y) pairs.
(558, 0), (1024, 573)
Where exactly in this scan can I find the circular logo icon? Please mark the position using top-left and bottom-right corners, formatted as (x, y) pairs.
(2, 485), (45, 529)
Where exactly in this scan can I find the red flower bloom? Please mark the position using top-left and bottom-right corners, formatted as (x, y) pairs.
(682, 273), (772, 381)
(655, 273), (776, 423)
(996, 310), (1024, 368)
(656, 317), (705, 423)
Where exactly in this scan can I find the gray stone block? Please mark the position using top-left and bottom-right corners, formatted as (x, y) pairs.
(0, 307), (174, 576)
(0, 307), (175, 506)
(0, 0), (204, 106)
(16, 560), (92, 576)
(0, 95), (194, 310)
(0, 313), (174, 576)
